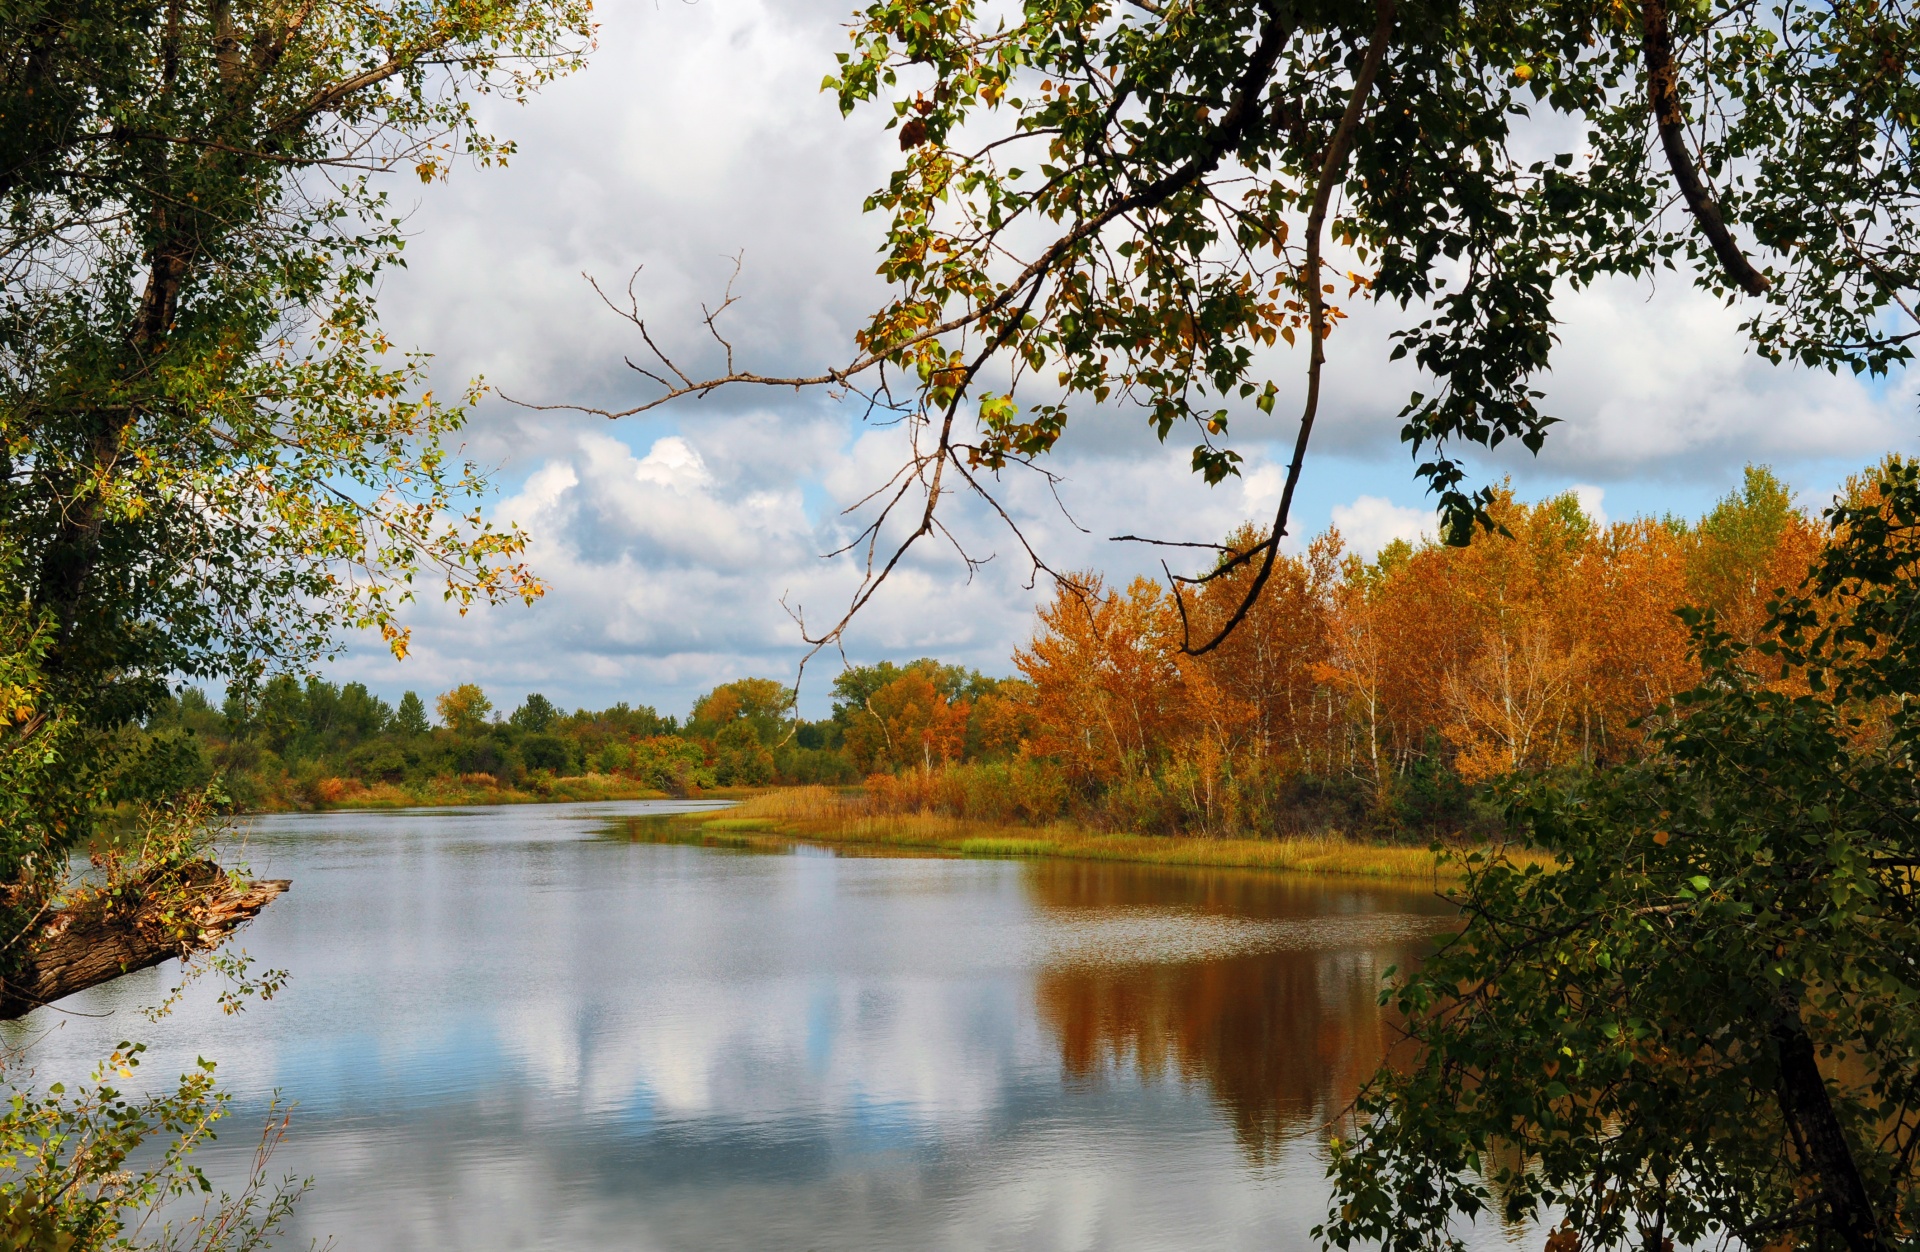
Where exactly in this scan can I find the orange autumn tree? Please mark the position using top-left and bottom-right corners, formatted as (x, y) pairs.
(1168, 529), (1338, 831)
(1016, 576), (1182, 790)
(869, 465), (1827, 840)
(838, 661), (973, 773)
(1423, 491), (1596, 782)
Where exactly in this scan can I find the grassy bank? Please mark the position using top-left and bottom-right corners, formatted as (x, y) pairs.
(642, 786), (1549, 881)
(258, 771), (671, 811)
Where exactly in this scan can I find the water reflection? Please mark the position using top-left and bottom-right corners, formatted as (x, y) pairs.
(1023, 862), (1452, 1162)
(2, 805), (1485, 1251)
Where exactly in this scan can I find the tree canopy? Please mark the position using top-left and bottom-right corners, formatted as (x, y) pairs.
(0, 0), (591, 919)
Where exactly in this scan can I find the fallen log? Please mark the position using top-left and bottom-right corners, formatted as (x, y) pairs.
(0, 860), (290, 1020)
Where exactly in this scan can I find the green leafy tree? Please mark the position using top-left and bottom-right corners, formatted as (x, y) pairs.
(690, 678), (794, 746)
(1323, 461), (1920, 1252)
(0, 0), (588, 955)
(712, 721), (776, 786)
(394, 691), (431, 738)
(520, 734), (572, 774)
(510, 693), (559, 733)
(435, 684), (494, 734)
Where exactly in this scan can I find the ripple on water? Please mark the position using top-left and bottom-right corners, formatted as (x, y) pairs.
(1030, 908), (1456, 967)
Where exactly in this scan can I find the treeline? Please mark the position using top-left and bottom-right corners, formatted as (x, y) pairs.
(140, 464), (1830, 832)
(834, 465), (1830, 840)
(135, 657), (1030, 809)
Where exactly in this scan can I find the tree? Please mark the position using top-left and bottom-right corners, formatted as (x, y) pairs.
(578, 0), (1918, 667)
(0, 0), (587, 1003)
(841, 666), (972, 773)
(1321, 461), (1920, 1252)
(510, 693), (559, 733)
(436, 684), (494, 734)
(394, 692), (432, 738)
(690, 678), (793, 744)
(1018, 576), (1182, 787)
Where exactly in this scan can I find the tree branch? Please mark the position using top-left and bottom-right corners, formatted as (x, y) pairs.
(0, 862), (288, 1020)
(1639, 0), (1771, 297)
(1171, 0), (1397, 656)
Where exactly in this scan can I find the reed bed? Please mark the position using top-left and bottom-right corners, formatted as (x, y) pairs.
(307, 773), (669, 810)
(711, 786), (1550, 880)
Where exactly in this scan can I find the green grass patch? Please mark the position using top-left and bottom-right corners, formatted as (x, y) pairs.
(959, 837), (1057, 858)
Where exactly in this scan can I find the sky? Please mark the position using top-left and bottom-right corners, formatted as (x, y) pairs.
(316, 0), (1919, 721)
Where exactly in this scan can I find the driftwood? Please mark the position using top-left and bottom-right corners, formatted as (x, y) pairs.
(0, 861), (289, 1020)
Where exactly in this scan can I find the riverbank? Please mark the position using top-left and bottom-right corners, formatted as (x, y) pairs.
(636, 786), (1547, 881)
(259, 772), (671, 811)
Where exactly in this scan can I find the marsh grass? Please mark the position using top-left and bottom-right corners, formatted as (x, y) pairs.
(312, 773), (669, 810)
(960, 837), (1058, 857)
(702, 786), (1552, 881)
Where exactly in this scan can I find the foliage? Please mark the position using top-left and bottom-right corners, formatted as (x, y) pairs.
(392, 693), (431, 739)
(981, 470), (1813, 837)
(508, 694), (559, 734)
(147, 678), (854, 804)
(434, 685), (494, 735)
(0, 1050), (304, 1252)
(0, 794), (303, 1250)
(167, 467), (1825, 837)
(0, 0), (592, 954)
(1320, 459), (1920, 1251)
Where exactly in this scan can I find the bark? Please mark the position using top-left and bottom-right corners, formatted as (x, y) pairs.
(0, 861), (289, 1020)
(1638, 0), (1771, 296)
(1770, 995), (1886, 1252)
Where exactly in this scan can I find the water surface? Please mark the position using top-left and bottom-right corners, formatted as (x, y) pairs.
(6, 800), (1496, 1251)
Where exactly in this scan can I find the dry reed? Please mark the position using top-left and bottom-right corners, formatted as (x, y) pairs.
(716, 786), (1550, 880)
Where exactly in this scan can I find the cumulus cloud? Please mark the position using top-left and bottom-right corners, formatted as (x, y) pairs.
(1568, 484), (1608, 527)
(1329, 496), (1432, 559)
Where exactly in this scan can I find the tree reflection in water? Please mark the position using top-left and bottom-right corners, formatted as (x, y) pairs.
(1025, 860), (1455, 1163)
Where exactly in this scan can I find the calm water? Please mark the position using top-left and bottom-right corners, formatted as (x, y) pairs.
(4, 800), (1500, 1251)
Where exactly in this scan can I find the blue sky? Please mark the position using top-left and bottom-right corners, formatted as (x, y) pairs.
(314, 0), (1919, 722)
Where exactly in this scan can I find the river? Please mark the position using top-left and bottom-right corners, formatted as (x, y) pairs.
(4, 799), (1510, 1251)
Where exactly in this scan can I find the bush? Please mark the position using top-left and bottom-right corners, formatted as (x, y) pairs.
(521, 734), (572, 775)
(713, 722), (774, 785)
(453, 737), (515, 784)
(775, 745), (859, 786)
(630, 736), (714, 794)
(346, 741), (411, 783)
(861, 758), (1071, 825)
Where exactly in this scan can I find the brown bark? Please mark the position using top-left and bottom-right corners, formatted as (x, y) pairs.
(1771, 996), (1885, 1252)
(1639, 0), (1771, 296)
(0, 861), (289, 1020)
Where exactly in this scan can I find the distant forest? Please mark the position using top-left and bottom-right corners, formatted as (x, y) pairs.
(135, 465), (1838, 836)
(133, 661), (1028, 810)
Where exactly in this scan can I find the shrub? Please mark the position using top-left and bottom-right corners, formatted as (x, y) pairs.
(521, 734), (572, 775)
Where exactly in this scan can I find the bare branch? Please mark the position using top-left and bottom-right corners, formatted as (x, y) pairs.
(1167, 0), (1398, 656)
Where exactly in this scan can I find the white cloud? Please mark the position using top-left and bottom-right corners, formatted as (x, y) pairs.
(1329, 495), (1431, 558)
(1568, 484), (1608, 527)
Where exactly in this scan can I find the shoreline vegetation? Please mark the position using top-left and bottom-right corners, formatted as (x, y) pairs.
(135, 467), (1828, 850)
(275, 772), (672, 810)
(633, 787), (1547, 881)
(234, 777), (1545, 880)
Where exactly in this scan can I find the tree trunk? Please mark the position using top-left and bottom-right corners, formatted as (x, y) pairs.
(1771, 995), (1885, 1252)
(0, 861), (288, 1020)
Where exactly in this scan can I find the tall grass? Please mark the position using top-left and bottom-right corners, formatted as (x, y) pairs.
(720, 786), (1544, 880)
